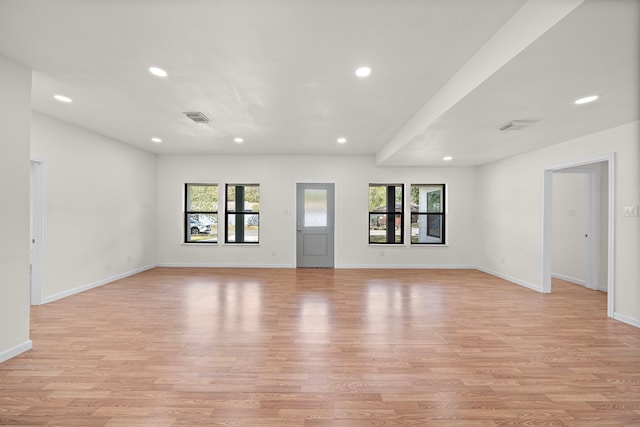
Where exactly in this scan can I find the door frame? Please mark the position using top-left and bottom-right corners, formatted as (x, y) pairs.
(295, 182), (336, 268)
(541, 153), (614, 317)
(30, 159), (46, 305)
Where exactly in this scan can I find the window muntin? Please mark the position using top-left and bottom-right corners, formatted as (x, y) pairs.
(369, 184), (404, 244)
(225, 184), (260, 243)
(185, 184), (218, 243)
(410, 184), (445, 244)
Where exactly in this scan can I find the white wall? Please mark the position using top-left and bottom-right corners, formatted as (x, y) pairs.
(0, 56), (32, 362)
(157, 155), (477, 268)
(476, 121), (640, 324)
(31, 113), (158, 302)
(552, 172), (587, 284)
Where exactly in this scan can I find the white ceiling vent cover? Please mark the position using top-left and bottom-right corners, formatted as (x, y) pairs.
(183, 111), (212, 124)
(499, 119), (537, 131)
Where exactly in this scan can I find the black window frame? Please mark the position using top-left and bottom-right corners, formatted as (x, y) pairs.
(184, 183), (218, 244)
(410, 183), (445, 245)
(225, 183), (260, 244)
(368, 183), (404, 244)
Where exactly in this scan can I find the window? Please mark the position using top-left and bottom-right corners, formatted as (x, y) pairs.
(225, 184), (260, 243)
(185, 184), (218, 243)
(369, 184), (404, 244)
(410, 184), (445, 244)
(304, 188), (328, 227)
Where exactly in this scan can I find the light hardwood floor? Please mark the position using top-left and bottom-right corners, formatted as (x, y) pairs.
(1, 268), (639, 426)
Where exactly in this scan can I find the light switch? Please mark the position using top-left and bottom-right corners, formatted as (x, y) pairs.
(623, 206), (639, 217)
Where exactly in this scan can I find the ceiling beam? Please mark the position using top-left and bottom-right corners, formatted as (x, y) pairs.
(375, 0), (585, 166)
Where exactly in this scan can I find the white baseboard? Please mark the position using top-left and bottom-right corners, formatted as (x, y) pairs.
(552, 273), (608, 292)
(0, 340), (32, 364)
(613, 312), (640, 329)
(44, 264), (156, 304)
(338, 264), (474, 269)
(551, 273), (585, 286)
(475, 266), (542, 292)
(158, 263), (474, 270)
(157, 263), (295, 268)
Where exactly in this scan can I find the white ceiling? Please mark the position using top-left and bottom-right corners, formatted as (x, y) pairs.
(0, 0), (637, 166)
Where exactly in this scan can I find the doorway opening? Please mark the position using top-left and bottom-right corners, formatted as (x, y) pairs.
(542, 155), (614, 317)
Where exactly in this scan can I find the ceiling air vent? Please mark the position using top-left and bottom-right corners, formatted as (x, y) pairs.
(183, 111), (212, 124)
(499, 120), (537, 131)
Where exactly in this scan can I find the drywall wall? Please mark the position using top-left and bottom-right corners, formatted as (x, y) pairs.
(0, 56), (32, 362)
(30, 113), (158, 301)
(552, 172), (587, 284)
(476, 121), (640, 324)
(157, 155), (477, 268)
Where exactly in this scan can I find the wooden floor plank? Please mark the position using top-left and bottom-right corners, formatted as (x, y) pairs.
(0, 268), (639, 425)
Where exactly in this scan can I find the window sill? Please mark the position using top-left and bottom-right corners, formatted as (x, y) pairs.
(367, 243), (449, 247)
(181, 242), (218, 246)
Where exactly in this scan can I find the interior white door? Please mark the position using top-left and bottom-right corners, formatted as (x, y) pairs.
(296, 183), (335, 268)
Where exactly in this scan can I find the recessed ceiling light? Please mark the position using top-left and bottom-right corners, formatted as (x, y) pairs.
(355, 66), (371, 78)
(234, 137), (244, 144)
(337, 137), (347, 144)
(149, 66), (168, 78)
(443, 156), (453, 161)
(53, 94), (72, 103)
(574, 95), (598, 105)
(151, 137), (162, 143)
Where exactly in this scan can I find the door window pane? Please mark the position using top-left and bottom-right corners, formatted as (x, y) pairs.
(304, 189), (327, 227)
